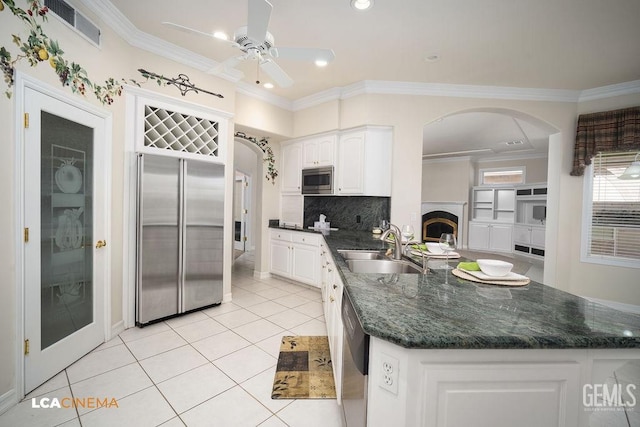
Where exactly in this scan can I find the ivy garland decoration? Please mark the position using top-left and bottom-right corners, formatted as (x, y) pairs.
(0, 0), (148, 103)
(235, 131), (278, 184)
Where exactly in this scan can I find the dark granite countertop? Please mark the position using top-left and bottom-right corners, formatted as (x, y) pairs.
(312, 228), (640, 350)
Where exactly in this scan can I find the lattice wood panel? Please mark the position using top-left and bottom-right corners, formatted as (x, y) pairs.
(144, 106), (219, 157)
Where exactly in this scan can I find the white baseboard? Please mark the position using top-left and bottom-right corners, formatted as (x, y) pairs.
(0, 389), (17, 416)
(110, 320), (125, 339)
(585, 296), (640, 315)
(223, 293), (233, 303)
(253, 270), (271, 280)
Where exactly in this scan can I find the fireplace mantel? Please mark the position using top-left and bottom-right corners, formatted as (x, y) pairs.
(421, 201), (467, 248)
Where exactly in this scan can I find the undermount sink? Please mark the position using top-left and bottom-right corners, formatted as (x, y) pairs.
(345, 259), (422, 274)
(338, 249), (387, 260)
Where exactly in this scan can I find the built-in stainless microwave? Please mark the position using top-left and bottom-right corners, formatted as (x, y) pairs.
(302, 167), (333, 194)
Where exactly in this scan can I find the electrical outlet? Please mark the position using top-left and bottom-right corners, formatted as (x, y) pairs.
(379, 353), (399, 395)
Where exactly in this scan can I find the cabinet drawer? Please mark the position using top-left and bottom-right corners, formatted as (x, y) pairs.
(292, 232), (320, 246)
(271, 230), (293, 242)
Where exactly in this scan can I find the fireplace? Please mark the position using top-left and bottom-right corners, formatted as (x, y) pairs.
(421, 202), (467, 247)
(422, 211), (458, 242)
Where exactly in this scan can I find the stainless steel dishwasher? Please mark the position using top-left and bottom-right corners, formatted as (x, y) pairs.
(342, 290), (370, 427)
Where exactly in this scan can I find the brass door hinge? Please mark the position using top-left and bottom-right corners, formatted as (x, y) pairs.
(24, 339), (29, 355)
(24, 113), (29, 129)
(24, 227), (29, 243)
(243, 236), (247, 242)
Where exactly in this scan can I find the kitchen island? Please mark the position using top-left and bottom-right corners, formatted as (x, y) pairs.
(316, 229), (640, 427)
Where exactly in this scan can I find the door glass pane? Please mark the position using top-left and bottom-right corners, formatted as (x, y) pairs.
(41, 111), (93, 349)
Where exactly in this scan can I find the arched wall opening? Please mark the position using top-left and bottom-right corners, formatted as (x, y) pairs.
(421, 107), (560, 284)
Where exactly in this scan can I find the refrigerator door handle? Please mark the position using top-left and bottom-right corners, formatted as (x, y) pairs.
(135, 153), (144, 320)
(178, 158), (186, 314)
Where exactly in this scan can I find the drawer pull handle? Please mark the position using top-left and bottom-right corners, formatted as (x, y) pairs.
(330, 296), (335, 303)
(333, 284), (337, 290)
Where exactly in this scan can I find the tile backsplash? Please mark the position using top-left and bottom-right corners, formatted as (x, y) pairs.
(304, 196), (390, 231)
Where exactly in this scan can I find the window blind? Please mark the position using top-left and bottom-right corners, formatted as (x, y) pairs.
(589, 152), (640, 262)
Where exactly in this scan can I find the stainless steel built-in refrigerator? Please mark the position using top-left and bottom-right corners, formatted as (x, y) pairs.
(136, 154), (224, 326)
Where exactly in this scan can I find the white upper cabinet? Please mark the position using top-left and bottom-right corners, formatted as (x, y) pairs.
(336, 126), (392, 196)
(280, 142), (302, 193)
(302, 134), (336, 168)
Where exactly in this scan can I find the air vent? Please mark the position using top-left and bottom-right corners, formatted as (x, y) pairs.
(44, 0), (101, 46)
(505, 140), (524, 146)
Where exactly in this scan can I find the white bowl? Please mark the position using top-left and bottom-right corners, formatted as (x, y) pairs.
(477, 259), (514, 277)
(424, 242), (445, 254)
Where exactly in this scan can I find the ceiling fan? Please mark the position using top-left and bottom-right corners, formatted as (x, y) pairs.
(163, 0), (335, 88)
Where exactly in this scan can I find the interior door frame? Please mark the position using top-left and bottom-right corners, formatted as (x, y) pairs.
(233, 170), (253, 251)
(13, 72), (112, 399)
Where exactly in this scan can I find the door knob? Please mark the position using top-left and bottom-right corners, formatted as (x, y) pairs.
(95, 240), (107, 249)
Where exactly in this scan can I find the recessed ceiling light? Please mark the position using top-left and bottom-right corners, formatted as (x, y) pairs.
(315, 59), (328, 67)
(213, 31), (229, 41)
(351, 0), (374, 11)
(424, 54), (440, 63)
(263, 82), (274, 89)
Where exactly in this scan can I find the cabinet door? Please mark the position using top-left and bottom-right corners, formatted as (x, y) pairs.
(302, 139), (319, 168)
(270, 240), (291, 277)
(317, 135), (336, 166)
(513, 225), (531, 245)
(468, 222), (490, 250)
(490, 224), (513, 252)
(291, 243), (320, 287)
(337, 132), (365, 194)
(281, 143), (302, 193)
(531, 227), (546, 248)
(418, 362), (580, 427)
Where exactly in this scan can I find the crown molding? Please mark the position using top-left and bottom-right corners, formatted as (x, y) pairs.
(235, 82), (293, 111)
(578, 79), (640, 102)
(77, 0), (241, 82)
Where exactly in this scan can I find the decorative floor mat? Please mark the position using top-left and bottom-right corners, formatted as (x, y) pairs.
(271, 336), (336, 399)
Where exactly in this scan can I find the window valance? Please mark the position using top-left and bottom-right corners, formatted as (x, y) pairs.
(570, 106), (640, 176)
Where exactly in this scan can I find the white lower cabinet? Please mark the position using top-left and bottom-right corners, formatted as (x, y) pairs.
(468, 221), (513, 253)
(513, 224), (546, 257)
(367, 338), (638, 427)
(320, 240), (343, 403)
(269, 230), (321, 287)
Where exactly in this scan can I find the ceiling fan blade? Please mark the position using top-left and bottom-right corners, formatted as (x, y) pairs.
(247, 0), (272, 44)
(260, 59), (293, 87)
(162, 22), (238, 47)
(270, 47), (335, 63)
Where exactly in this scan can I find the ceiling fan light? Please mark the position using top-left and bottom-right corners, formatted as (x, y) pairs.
(351, 0), (373, 11)
(213, 31), (229, 41)
(315, 59), (328, 67)
(263, 82), (274, 89)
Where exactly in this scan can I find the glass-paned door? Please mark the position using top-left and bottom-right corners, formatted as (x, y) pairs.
(23, 87), (107, 393)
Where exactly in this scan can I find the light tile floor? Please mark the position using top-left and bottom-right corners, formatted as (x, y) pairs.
(1, 252), (344, 427)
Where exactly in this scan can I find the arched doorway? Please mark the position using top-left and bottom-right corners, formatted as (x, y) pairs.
(232, 136), (265, 274)
(421, 108), (559, 283)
